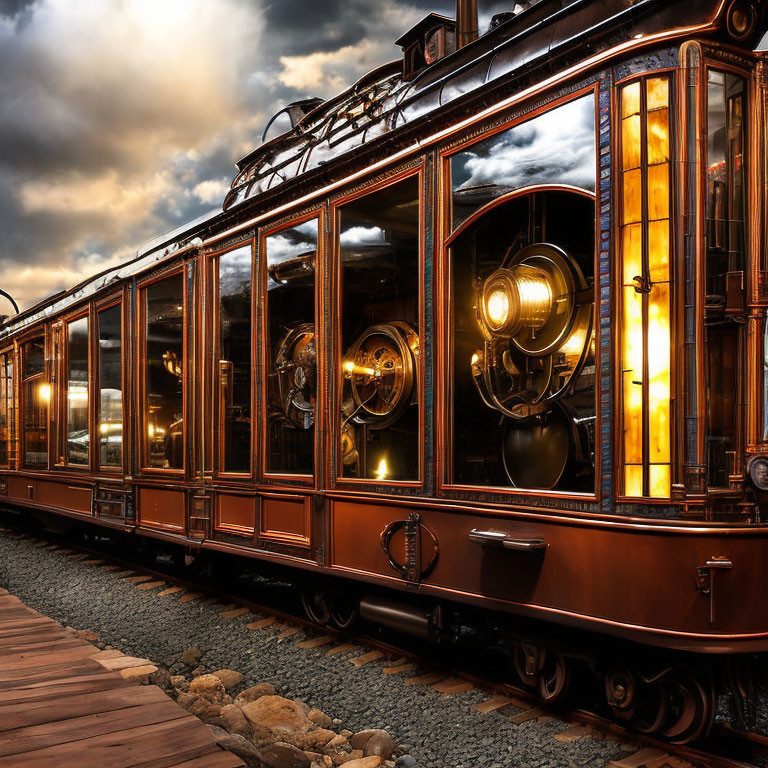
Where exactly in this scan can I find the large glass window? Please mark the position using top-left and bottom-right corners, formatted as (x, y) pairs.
(338, 177), (421, 482)
(66, 317), (89, 466)
(264, 220), (317, 475)
(143, 274), (184, 470)
(451, 94), (596, 230)
(216, 246), (252, 474)
(619, 76), (672, 498)
(705, 69), (746, 489)
(98, 305), (123, 468)
(22, 338), (47, 468)
(0, 352), (13, 468)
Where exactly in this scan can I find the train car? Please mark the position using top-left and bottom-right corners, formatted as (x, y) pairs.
(2, 0), (768, 743)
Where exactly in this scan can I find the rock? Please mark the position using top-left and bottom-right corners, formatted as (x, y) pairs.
(340, 758), (382, 768)
(326, 734), (351, 752)
(181, 647), (201, 665)
(349, 731), (377, 751)
(307, 709), (333, 729)
(221, 703), (252, 737)
(149, 666), (173, 691)
(76, 628), (100, 642)
(395, 757), (417, 768)
(177, 692), (224, 723)
(364, 732), (394, 760)
(208, 725), (264, 768)
(240, 695), (311, 743)
(170, 675), (187, 689)
(394, 745), (412, 757)
(260, 741), (311, 768)
(302, 728), (336, 750)
(335, 751), (364, 766)
(235, 682), (277, 706)
(340, 731), (353, 739)
(189, 674), (226, 698)
(212, 668), (245, 689)
(119, 665), (157, 683)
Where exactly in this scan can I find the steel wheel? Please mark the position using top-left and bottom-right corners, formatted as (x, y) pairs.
(661, 672), (715, 744)
(631, 680), (669, 735)
(605, 666), (637, 721)
(537, 651), (570, 704)
(329, 593), (359, 631)
(301, 589), (330, 626)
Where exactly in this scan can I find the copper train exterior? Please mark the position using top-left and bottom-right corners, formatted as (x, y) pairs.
(1, 0), (768, 742)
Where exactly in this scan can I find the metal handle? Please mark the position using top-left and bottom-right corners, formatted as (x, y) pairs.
(469, 529), (547, 551)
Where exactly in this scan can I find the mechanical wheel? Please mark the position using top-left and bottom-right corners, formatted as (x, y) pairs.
(301, 588), (330, 626)
(329, 593), (359, 631)
(537, 651), (570, 704)
(604, 666), (637, 722)
(631, 680), (669, 735)
(660, 671), (715, 744)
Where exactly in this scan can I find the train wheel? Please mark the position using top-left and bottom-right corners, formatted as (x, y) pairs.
(537, 651), (570, 704)
(604, 666), (637, 721)
(630, 679), (668, 735)
(329, 594), (358, 631)
(301, 589), (331, 626)
(660, 671), (715, 744)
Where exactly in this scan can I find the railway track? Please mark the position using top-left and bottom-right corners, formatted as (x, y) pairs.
(0, 514), (766, 768)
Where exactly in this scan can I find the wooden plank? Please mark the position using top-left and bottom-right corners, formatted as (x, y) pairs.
(0, 646), (100, 670)
(169, 749), (245, 768)
(0, 701), (189, 756)
(0, 686), (169, 730)
(0, 661), (120, 688)
(0, 716), (219, 768)
(0, 638), (88, 655)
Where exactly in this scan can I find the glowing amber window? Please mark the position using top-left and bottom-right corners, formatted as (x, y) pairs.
(619, 76), (672, 498)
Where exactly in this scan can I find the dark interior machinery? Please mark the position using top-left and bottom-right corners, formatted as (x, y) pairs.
(452, 190), (596, 491)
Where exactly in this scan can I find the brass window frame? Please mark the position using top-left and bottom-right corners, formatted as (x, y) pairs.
(259, 209), (324, 487)
(436, 85), (601, 500)
(329, 164), (427, 491)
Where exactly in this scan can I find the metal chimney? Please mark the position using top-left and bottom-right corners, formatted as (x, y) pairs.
(456, 0), (478, 47)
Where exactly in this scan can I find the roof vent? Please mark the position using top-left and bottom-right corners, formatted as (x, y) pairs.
(396, 13), (457, 81)
(261, 98), (325, 144)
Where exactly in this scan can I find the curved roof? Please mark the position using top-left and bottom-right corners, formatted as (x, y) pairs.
(224, 0), (740, 211)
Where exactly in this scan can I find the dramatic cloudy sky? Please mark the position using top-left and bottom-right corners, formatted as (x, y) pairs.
(0, 0), (471, 312)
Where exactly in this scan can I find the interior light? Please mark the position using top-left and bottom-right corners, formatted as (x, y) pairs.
(374, 457), (389, 480)
(38, 383), (52, 404)
(471, 352), (480, 366)
(486, 290), (510, 328)
(148, 424), (155, 438)
(343, 360), (376, 377)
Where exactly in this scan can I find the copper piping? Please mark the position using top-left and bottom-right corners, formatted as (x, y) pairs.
(456, 0), (478, 48)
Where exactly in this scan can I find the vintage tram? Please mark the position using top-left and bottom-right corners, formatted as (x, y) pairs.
(1, 0), (768, 743)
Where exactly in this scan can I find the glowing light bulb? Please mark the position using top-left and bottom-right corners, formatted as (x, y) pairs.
(471, 353), (480, 366)
(486, 290), (510, 327)
(38, 383), (51, 404)
(374, 458), (388, 480)
(148, 424), (155, 438)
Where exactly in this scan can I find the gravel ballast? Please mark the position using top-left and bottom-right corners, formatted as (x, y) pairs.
(0, 527), (636, 768)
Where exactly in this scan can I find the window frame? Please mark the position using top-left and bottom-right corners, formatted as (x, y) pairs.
(207, 239), (256, 480)
(258, 208), (324, 486)
(614, 69), (676, 502)
(19, 332), (49, 471)
(137, 266), (188, 476)
(330, 164), (426, 490)
(57, 309), (91, 470)
(95, 292), (127, 474)
(437, 85), (601, 500)
(0, 347), (15, 470)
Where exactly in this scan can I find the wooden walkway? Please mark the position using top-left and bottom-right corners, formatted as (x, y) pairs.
(0, 588), (244, 768)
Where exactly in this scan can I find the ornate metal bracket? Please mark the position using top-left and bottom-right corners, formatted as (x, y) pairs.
(380, 512), (439, 584)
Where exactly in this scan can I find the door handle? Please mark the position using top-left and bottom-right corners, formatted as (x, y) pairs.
(469, 529), (547, 551)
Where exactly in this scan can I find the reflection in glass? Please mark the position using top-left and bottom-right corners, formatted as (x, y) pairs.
(339, 177), (420, 481)
(265, 220), (317, 475)
(98, 305), (122, 468)
(705, 70), (745, 489)
(22, 339), (47, 468)
(218, 246), (252, 473)
(451, 190), (595, 491)
(451, 94), (595, 229)
(144, 274), (184, 469)
(66, 317), (89, 465)
(0, 353), (12, 468)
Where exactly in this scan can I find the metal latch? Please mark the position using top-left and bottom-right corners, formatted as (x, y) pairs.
(696, 556), (732, 623)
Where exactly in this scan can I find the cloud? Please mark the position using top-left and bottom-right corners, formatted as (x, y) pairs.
(0, 0), (458, 311)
